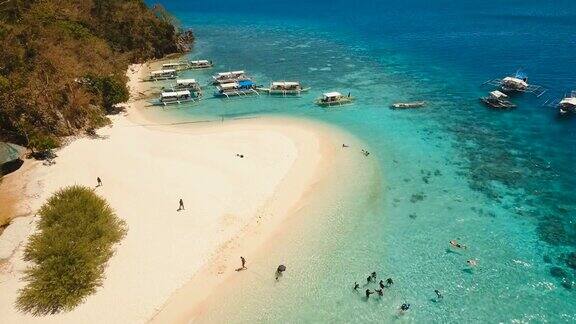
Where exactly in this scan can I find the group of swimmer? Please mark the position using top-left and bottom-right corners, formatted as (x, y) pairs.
(352, 271), (412, 312)
(450, 239), (478, 267)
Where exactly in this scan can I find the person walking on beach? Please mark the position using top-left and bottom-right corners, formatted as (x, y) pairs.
(241, 256), (247, 270)
(96, 177), (102, 187)
(353, 282), (360, 290)
(178, 199), (185, 211)
(365, 289), (374, 299)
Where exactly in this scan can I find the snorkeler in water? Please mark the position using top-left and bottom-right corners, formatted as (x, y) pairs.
(365, 289), (374, 299)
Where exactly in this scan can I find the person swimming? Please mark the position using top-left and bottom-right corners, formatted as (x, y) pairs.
(365, 289), (374, 299)
(434, 289), (443, 300)
(375, 288), (383, 296)
(371, 271), (377, 280)
(450, 240), (467, 249)
(354, 282), (360, 290)
(386, 278), (394, 287)
(467, 259), (478, 267)
(400, 303), (410, 311)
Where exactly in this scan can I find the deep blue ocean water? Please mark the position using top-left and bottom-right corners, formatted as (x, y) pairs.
(148, 0), (576, 321)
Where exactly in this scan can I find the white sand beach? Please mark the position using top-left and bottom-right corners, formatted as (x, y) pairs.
(0, 63), (367, 323)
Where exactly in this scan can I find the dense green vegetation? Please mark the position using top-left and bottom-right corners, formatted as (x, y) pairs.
(16, 185), (127, 315)
(0, 0), (192, 151)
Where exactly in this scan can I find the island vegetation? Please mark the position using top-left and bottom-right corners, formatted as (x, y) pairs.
(16, 185), (127, 315)
(0, 0), (193, 152)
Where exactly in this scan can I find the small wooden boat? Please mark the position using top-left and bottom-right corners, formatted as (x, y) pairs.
(214, 80), (259, 98)
(257, 81), (310, 96)
(159, 90), (195, 105)
(314, 92), (353, 106)
(480, 91), (516, 109)
(212, 71), (249, 85)
(390, 101), (426, 109)
(148, 69), (177, 81)
(559, 91), (576, 114)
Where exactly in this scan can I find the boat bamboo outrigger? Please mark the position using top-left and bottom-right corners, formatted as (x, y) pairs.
(390, 101), (426, 109)
(173, 79), (202, 93)
(314, 92), (353, 106)
(148, 69), (177, 81)
(188, 60), (214, 70)
(211, 71), (249, 85)
(159, 90), (194, 105)
(214, 80), (259, 98)
(480, 91), (516, 109)
(257, 81), (310, 96)
(483, 70), (547, 97)
(558, 91), (576, 114)
(162, 62), (186, 70)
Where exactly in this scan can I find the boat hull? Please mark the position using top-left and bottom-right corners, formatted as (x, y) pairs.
(314, 97), (354, 107)
(258, 87), (311, 95)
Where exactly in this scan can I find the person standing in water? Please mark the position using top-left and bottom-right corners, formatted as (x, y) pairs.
(375, 288), (383, 296)
(386, 278), (394, 287)
(366, 275), (373, 284)
(434, 289), (443, 300)
(365, 289), (374, 299)
(379, 280), (385, 289)
(371, 271), (377, 280)
(353, 282), (360, 290)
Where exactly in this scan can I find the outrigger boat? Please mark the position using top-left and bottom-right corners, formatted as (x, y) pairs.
(211, 71), (249, 85)
(314, 92), (353, 106)
(173, 79), (202, 92)
(390, 101), (426, 109)
(257, 81), (310, 96)
(148, 69), (177, 81)
(162, 62), (187, 70)
(480, 91), (516, 109)
(558, 91), (576, 114)
(214, 80), (259, 98)
(187, 59), (214, 70)
(483, 70), (546, 97)
(159, 90), (195, 106)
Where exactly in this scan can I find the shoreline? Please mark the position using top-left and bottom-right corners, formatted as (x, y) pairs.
(0, 60), (374, 323)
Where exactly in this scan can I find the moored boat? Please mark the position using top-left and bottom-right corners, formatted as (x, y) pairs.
(159, 90), (194, 105)
(314, 92), (353, 106)
(390, 101), (426, 109)
(173, 79), (202, 92)
(258, 81), (310, 95)
(148, 69), (177, 81)
(214, 80), (259, 98)
(559, 91), (576, 114)
(211, 71), (249, 85)
(480, 91), (516, 109)
(188, 60), (214, 69)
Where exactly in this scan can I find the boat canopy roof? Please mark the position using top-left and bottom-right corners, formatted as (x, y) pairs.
(272, 81), (300, 87)
(238, 80), (255, 87)
(161, 90), (190, 97)
(151, 69), (176, 75)
(218, 82), (238, 90)
(560, 97), (576, 106)
(217, 70), (245, 77)
(176, 79), (197, 84)
(490, 90), (508, 99)
(503, 76), (527, 87)
(323, 92), (342, 98)
(191, 60), (210, 64)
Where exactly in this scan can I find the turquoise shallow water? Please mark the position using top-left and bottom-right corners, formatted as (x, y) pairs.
(147, 1), (576, 322)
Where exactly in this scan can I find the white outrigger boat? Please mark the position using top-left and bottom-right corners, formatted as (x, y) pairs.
(187, 59), (214, 69)
(480, 91), (516, 109)
(173, 79), (202, 92)
(314, 92), (354, 106)
(148, 69), (177, 81)
(257, 81), (310, 96)
(483, 70), (546, 97)
(211, 71), (249, 85)
(559, 91), (576, 114)
(159, 90), (195, 106)
(214, 80), (259, 98)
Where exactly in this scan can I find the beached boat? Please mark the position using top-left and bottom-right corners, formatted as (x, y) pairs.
(159, 90), (194, 105)
(211, 71), (249, 85)
(188, 60), (214, 69)
(390, 101), (426, 109)
(162, 62), (187, 70)
(214, 80), (259, 98)
(483, 70), (546, 97)
(480, 91), (516, 109)
(314, 92), (353, 106)
(148, 69), (177, 81)
(559, 91), (576, 114)
(257, 81), (310, 95)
